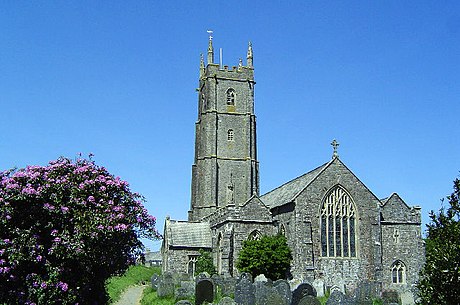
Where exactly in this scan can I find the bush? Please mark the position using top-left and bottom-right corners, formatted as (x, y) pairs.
(417, 178), (460, 304)
(236, 234), (292, 280)
(195, 249), (216, 275)
(0, 157), (160, 304)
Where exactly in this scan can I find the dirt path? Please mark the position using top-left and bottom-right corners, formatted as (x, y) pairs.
(113, 285), (147, 305)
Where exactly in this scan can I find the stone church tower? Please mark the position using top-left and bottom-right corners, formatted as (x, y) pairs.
(188, 36), (259, 221)
(162, 37), (424, 304)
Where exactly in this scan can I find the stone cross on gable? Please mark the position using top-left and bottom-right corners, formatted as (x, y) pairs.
(331, 139), (339, 159)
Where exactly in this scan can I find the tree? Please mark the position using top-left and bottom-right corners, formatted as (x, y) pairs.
(0, 157), (160, 304)
(195, 249), (216, 275)
(236, 234), (292, 280)
(417, 178), (460, 304)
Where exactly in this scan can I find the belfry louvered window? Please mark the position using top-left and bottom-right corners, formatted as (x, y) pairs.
(321, 186), (357, 257)
(226, 88), (235, 105)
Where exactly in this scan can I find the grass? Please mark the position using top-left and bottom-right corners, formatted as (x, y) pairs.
(318, 289), (330, 305)
(106, 265), (161, 304)
(140, 287), (176, 305)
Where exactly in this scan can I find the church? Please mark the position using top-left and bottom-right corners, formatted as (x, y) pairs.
(161, 37), (424, 303)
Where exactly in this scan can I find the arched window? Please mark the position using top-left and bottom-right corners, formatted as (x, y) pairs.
(187, 255), (198, 276)
(248, 230), (261, 241)
(279, 224), (286, 236)
(227, 129), (234, 141)
(391, 260), (406, 284)
(320, 185), (357, 257)
(226, 88), (236, 105)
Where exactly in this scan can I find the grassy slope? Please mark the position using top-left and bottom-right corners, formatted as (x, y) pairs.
(106, 265), (160, 304)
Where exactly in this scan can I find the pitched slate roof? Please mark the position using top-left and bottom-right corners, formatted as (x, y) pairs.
(166, 220), (212, 248)
(260, 161), (330, 208)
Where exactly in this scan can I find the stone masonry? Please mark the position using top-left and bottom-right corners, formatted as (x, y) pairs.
(161, 37), (425, 305)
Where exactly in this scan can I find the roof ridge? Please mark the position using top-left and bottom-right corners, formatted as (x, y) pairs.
(261, 161), (329, 198)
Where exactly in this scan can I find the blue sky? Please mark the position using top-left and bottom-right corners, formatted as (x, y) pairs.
(1, 1), (459, 251)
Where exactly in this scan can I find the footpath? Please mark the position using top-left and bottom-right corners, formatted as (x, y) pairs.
(113, 285), (147, 305)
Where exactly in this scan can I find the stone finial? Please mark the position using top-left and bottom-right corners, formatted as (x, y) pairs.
(331, 139), (339, 159)
(247, 41), (253, 67)
(207, 30), (214, 64)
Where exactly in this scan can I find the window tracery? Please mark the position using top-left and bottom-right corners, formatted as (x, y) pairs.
(248, 230), (261, 241)
(187, 255), (199, 276)
(391, 260), (406, 284)
(320, 185), (357, 257)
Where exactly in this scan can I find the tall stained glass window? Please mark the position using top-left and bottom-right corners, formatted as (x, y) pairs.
(320, 186), (357, 257)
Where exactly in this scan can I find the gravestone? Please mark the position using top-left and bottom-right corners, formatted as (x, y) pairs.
(219, 296), (237, 305)
(235, 273), (255, 305)
(292, 283), (317, 305)
(254, 274), (269, 282)
(326, 290), (354, 305)
(151, 273), (160, 291)
(273, 280), (291, 305)
(312, 279), (324, 297)
(254, 281), (271, 305)
(180, 280), (195, 295)
(157, 272), (175, 298)
(220, 277), (237, 297)
(298, 295), (321, 305)
(381, 290), (400, 305)
(196, 272), (210, 282)
(195, 278), (214, 305)
(175, 287), (192, 301)
(353, 281), (378, 305)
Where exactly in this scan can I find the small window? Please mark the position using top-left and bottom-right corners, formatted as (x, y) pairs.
(226, 89), (236, 105)
(391, 260), (406, 284)
(227, 129), (234, 141)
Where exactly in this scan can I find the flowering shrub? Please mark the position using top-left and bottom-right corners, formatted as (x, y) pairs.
(0, 157), (161, 304)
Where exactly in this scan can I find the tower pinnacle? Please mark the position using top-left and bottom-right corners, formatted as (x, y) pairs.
(247, 41), (253, 67)
(207, 30), (214, 64)
(200, 53), (205, 77)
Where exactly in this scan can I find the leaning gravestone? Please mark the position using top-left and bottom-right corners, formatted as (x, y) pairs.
(195, 278), (214, 305)
(157, 272), (175, 298)
(298, 295), (321, 305)
(234, 273), (255, 305)
(292, 283), (317, 305)
(326, 290), (355, 305)
(273, 280), (291, 305)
